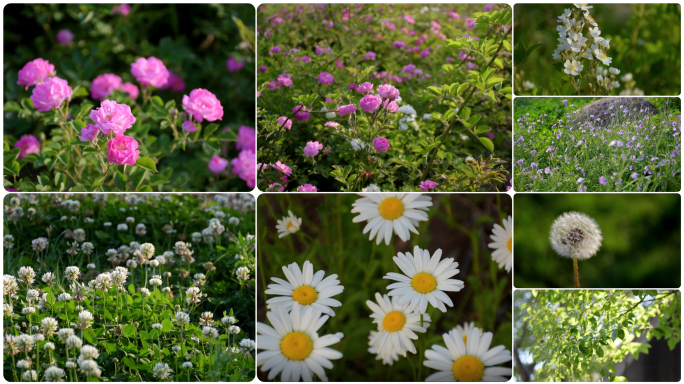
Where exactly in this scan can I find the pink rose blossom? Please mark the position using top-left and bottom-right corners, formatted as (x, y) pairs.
(324, 121), (340, 128)
(356, 82), (373, 94)
(269, 182), (285, 192)
(30, 76), (72, 112)
(373, 137), (390, 152)
(303, 141), (323, 156)
(401, 64), (416, 74)
(276, 116), (293, 130)
(420, 48), (431, 58)
(465, 18), (476, 29)
(258, 65), (268, 72)
(317, 72), (334, 84)
(236, 125), (256, 151)
(182, 120), (198, 133)
(359, 95), (382, 113)
(384, 100), (399, 113)
(419, 180), (439, 191)
(269, 45), (282, 55)
(393, 41), (406, 48)
(112, 4), (130, 16)
(292, 105), (310, 121)
(298, 184), (317, 192)
(226, 57), (245, 73)
(56, 29), (74, 45)
(78, 124), (100, 142)
(273, 161), (292, 176)
(15, 134), (40, 159)
(377, 84), (400, 100)
(182, 88), (223, 123)
(231, 150), (255, 188)
(17, 58), (55, 90)
(335, 60), (344, 69)
(90, 73), (122, 100)
(107, 136), (139, 166)
(89, 99), (136, 136)
(120, 82), (139, 99)
(208, 156), (229, 174)
(277, 75), (292, 87)
(162, 72), (185, 92)
(337, 104), (357, 116)
(130, 56), (170, 87)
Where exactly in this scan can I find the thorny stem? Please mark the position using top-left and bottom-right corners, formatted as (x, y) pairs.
(421, 27), (512, 181)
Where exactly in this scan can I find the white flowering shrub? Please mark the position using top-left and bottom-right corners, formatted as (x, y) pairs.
(3, 193), (255, 381)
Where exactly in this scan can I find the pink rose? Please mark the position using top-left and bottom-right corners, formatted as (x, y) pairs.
(317, 72), (334, 84)
(269, 182), (285, 192)
(236, 125), (256, 151)
(120, 82), (139, 99)
(90, 73), (122, 100)
(18, 58), (55, 90)
(15, 134), (40, 159)
(276, 116), (293, 130)
(324, 121), (340, 128)
(78, 124), (100, 142)
(393, 41), (406, 48)
(298, 184), (317, 192)
(208, 156), (229, 174)
(365, 51), (376, 61)
(359, 95), (382, 113)
(162, 72), (185, 92)
(384, 100), (399, 113)
(226, 57), (245, 73)
(277, 75), (293, 87)
(420, 48), (431, 58)
(292, 105), (310, 121)
(419, 180), (439, 191)
(30, 76), (72, 112)
(303, 141), (323, 156)
(377, 84), (399, 100)
(107, 136), (140, 166)
(182, 120), (198, 133)
(258, 65), (268, 72)
(112, 4), (130, 16)
(182, 88), (223, 123)
(231, 150), (255, 188)
(373, 137), (390, 152)
(337, 104), (357, 116)
(356, 82), (373, 94)
(273, 161), (292, 176)
(335, 60), (344, 69)
(130, 57), (170, 87)
(56, 29), (74, 45)
(90, 100), (136, 136)
(269, 45), (282, 55)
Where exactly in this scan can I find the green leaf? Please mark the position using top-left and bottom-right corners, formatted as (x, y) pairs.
(459, 107), (471, 121)
(122, 357), (137, 370)
(610, 376), (628, 382)
(127, 284), (135, 295)
(137, 185), (153, 192)
(114, 172), (127, 191)
(122, 324), (137, 337)
(475, 125), (491, 135)
(147, 174), (170, 187)
(203, 123), (220, 139)
(161, 319), (173, 332)
(129, 169), (146, 191)
(4, 148), (21, 164)
(150, 96), (164, 110)
(217, 130), (237, 141)
(479, 137), (494, 152)
(135, 157), (157, 173)
(456, 83), (469, 95)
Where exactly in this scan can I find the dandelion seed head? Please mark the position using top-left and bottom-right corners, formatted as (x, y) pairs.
(549, 211), (602, 260)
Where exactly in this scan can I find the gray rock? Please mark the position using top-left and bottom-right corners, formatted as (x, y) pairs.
(575, 97), (659, 126)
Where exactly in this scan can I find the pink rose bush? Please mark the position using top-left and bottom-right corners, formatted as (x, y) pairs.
(4, 4), (254, 192)
(257, 4), (512, 191)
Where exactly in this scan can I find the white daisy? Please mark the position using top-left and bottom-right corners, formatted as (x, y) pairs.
(276, 210), (302, 238)
(256, 303), (344, 381)
(455, 322), (484, 345)
(384, 246), (464, 314)
(351, 193), (432, 245)
(366, 292), (431, 359)
(424, 328), (512, 382)
(487, 216), (512, 272)
(265, 261), (344, 317)
(368, 331), (400, 366)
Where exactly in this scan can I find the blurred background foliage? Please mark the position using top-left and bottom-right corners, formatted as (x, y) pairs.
(513, 4), (681, 95)
(257, 194), (512, 381)
(514, 194), (681, 288)
(4, 4), (255, 191)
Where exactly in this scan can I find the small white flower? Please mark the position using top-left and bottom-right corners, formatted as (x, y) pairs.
(276, 210), (302, 238)
(563, 59), (583, 76)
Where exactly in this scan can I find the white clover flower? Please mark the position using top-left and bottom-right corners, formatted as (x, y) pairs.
(79, 345), (99, 360)
(4, 235), (14, 249)
(117, 224), (128, 231)
(81, 242), (94, 255)
(152, 323), (162, 329)
(126, 217), (135, 224)
(550, 212), (602, 260)
(44, 342), (56, 350)
(66, 335), (83, 349)
(186, 287), (202, 304)
(135, 223), (146, 235)
(18, 266), (36, 285)
(140, 288), (151, 297)
(149, 277), (162, 287)
(222, 316), (237, 325)
(73, 228), (86, 242)
(77, 310), (94, 330)
(240, 338), (255, 351)
(44, 366), (66, 382)
(22, 370), (37, 381)
(235, 267), (250, 281)
(22, 306), (36, 315)
(42, 317), (59, 336)
(182, 361), (193, 369)
(41, 272), (56, 286)
(228, 325), (241, 335)
(152, 362), (172, 380)
(16, 334), (34, 351)
(202, 326), (219, 338)
(79, 359), (101, 378)
(172, 345), (182, 352)
(31, 237), (48, 252)
(126, 260), (138, 269)
(175, 311), (190, 325)
(17, 359), (31, 369)
(65, 266), (80, 281)
(103, 222), (112, 227)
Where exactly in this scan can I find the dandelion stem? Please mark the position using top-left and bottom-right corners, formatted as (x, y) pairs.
(573, 257), (580, 288)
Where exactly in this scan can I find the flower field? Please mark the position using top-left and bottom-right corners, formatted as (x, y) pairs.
(513, 97), (681, 192)
(257, 4), (512, 192)
(3, 4), (255, 192)
(256, 193), (512, 381)
(3, 193), (256, 381)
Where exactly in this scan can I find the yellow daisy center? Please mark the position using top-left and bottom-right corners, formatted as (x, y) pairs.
(280, 331), (313, 361)
(507, 237), (512, 252)
(452, 355), (484, 382)
(382, 311), (406, 332)
(292, 285), (318, 305)
(378, 197), (404, 220)
(411, 272), (437, 294)
(286, 221), (295, 230)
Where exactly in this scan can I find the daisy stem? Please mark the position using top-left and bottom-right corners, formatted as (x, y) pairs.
(573, 258), (580, 288)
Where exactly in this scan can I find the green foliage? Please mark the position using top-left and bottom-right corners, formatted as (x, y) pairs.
(3, 4), (255, 192)
(514, 4), (680, 95)
(257, 194), (512, 381)
(514, 290), (681, 382)
(3, 193), (255, 381)
(514, 193), (681, 288)
(257, 4), (511, 192)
